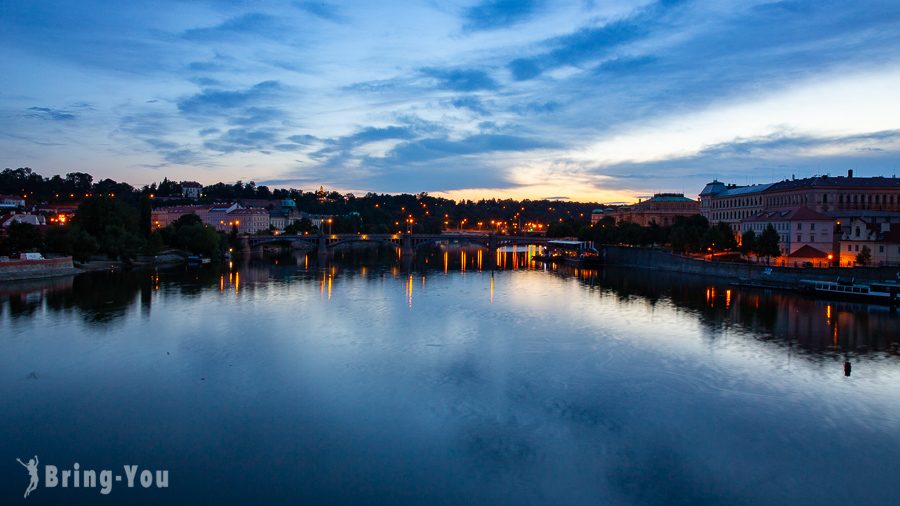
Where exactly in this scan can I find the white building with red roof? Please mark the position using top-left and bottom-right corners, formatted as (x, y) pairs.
(740, 207), (837, 265)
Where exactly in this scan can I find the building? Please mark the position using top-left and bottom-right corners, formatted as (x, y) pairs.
(225, 208), (270, 235)
(268, 199), (301, 230)
(33, 203), (79, 225)
(591, 207), (619, 224)
(300, 212), (335, 231)
(839, 219), (900, 267)
(2, 213), (46, 227)
(700, 170), (900, 231)
(594, 194), (699, 226)
(0, 195), (26, 209)
(740, 207), (836, 266)
(151, 203), (270, 234)
(181, 182), (203, 200)
(151, 205), (213, 229)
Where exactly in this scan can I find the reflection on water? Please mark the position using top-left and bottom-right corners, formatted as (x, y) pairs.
(4, 250), (896, 358)
(2, 248), (899, 505)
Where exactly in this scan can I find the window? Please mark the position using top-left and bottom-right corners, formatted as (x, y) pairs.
(855, 245), (859, 252)
(797, 223), (802, 230)
(810, 223), (815, 230)
(879, 245), (884, 253)
(848, 244), (852, 251)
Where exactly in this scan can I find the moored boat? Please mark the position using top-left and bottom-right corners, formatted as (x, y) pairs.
(798, 278), (900, 304)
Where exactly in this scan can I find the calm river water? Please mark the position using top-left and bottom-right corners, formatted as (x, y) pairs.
(2, 248), (899, 505)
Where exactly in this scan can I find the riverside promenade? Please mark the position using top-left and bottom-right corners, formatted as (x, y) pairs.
(600, 246), (900, 288)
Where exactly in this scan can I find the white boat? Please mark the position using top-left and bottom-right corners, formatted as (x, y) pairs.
(798, 278), (900, 304)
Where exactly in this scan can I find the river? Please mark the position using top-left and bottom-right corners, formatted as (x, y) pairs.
(2, 248), (899, 505)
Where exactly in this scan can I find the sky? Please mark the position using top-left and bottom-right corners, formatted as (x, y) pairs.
(2, 0), (900, 203)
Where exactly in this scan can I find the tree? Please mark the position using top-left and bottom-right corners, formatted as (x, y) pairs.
(702, 222), (737, 252)
(740, 229), (757, 257)
(7, 222), (43, 252)
(164, 214), (221, 257)
(547, 220), (577, 238)
(669, 215), (709, 253)
(73, 197), (145, 259)
(70, 228), (99, 262)
(756, 224), (782, 261)
(856, 245), (872, 266)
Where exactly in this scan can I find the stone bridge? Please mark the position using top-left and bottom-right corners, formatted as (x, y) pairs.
(242, 233), (550, 256)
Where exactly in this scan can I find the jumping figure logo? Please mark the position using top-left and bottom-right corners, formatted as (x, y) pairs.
(11, 456), (169, 499)
(16, 455), (39, 499)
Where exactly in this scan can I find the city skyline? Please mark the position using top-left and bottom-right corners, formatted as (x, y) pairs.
(3, 0), (900, 202)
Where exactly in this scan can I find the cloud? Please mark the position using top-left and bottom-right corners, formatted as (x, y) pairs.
(5, 0), (900, 198)
(448, 96), (492, 116)
(287, 134), (320, 145)
(293, 1), (347, 23)
(462, 0), (542, 32)
(182, 13), (287, 41)
(177, 81), (284, 116)
(384, 133), (558, 164)
(421, 67), (499, 91)
(26, 106), (76, 121)
(508, 17), (646, 80)
(586, 129), (900, 190)
(203, 128), (281, 153)
(512, 100), (560, 115)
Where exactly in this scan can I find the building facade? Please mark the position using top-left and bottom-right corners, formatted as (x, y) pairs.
(700, 171), (900, 231)
(181, 181), (203, 200)
(0, 195), (26, 209)
(152, 203), (270, 234)
(839, 219), (900, 266)
(740, 207), (836, 265)
(593, 193), (699, 226)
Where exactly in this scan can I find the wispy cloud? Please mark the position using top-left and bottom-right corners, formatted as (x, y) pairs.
(182, 13), (287, 41)
(462, 0), (542, 32)
(26, 106), (77, 121)
(421, 67), (499, 91)
(293, 1), (347, 23)
(177, 81), (285, 116)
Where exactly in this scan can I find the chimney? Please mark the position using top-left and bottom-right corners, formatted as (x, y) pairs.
(848, 169), (854, 178)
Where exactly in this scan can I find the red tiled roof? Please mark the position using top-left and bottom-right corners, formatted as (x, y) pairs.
(788, 245), (829, 258)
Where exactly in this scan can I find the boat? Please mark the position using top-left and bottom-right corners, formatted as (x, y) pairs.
(533, 240), (600, 266)
(798, 278), (900, 304)
(186, 255), (212, 266)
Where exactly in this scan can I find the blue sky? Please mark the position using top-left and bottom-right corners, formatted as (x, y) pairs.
(2, 0), (900, 202)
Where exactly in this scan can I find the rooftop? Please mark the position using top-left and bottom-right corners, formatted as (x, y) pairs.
(645, 193), (696, 203)
(743, 206), (833, 222)
(788, 245), (829, 259)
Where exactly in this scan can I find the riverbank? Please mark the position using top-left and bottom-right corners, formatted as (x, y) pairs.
(0, 257), (79, 281)
(0, 251), (191, 281)
(599, 245), (900, 288)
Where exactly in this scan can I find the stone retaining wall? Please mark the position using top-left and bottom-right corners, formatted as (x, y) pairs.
(0, 257), (78, 280)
